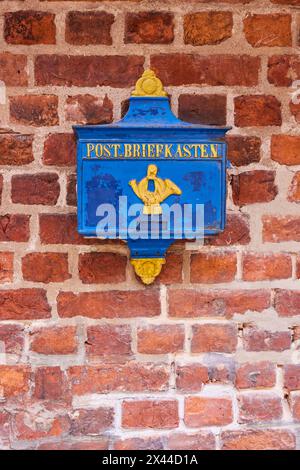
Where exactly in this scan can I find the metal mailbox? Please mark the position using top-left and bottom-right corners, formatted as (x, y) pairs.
(74, 70), (230, 284)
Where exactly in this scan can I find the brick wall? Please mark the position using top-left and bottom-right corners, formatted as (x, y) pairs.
(0, 0), (300, 451)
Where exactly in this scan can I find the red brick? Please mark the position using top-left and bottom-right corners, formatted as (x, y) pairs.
(122, 400), (178, 429)
(0, 133), (33, 166)
(156, 253), (183, 284)
(243, 327), (291, 352)
(268, 55), (300, 87)
(0, 325), (24, 359)
(221, 429), (295, 450)
(288, 172), (300, 202)
(238, 393), (282, 424)
(11, 173), (60, 205)
(0, 289), (50, 320)
(137, 325), (184, 354)
(5, 11), (56, 45)
(86, 325), (132, 356)
(14, 411), (69, 441)
(263, 216), (300, 243)
(57, 290), (160, 319)
(34, 367), (65, 400)
(66, 11), (114, 45)
(0, 214), (30, 242)
(190, 252), (236, 284)
(0, 252), (13, 283)
(243, 14), (291, 47)
(151, 54), (260, 87)
(191, 324), (237, 353)
(38, 440), (109, 450)
(236, 362), (276, 389)
(271, 0), (300, 4)
(0, 411), (11, 447)
(0, 53), (28, 86)
(114, 437), (164, 450)
(169, 288), (270, 318)
(22, 252), (70, 283)
(176, 364), (209, 392)
(66, 174), (76, 206)
(0, 366), (30, 397)
(35, 55), (144, 87)
(275, 290), (300, 317)
(207, 357), (236, 384)
(43, 133), (76, 166)
(178, 94), (226, 126)
(185, 397), (233, 427)
(242, 253), (292, 281)
(289, 101), (300, 123)
(291, 394), (300, 421)
(205, 213), (250, 246)
(65, 94), (113, 125)
(284, 364), (300, 391)
(184, 12), (232, 46)
(232, 170), (277, 206)
(68, 363), (169, 394)
(10, 95), (59, 127)
(30, 326), (77, 355)
(79, 252), (127, 284)
(167, 432), (216, 450)
(271, 135), (300, 165)
(70, 408), (114, 435)
(226, 135), (261, 167)
(295, 256), (300, 279)
(125, 12), (174, 44)
(234, 95), (281, 127)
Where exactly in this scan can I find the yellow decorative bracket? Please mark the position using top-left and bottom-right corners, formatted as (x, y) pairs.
(132, 70), (167, 97)
(131, 258), (166, 285)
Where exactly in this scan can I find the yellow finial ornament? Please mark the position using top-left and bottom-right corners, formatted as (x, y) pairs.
(132, 70), (167, 97)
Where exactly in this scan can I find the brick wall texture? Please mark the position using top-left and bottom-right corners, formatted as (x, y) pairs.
(0, 0), (300, 451)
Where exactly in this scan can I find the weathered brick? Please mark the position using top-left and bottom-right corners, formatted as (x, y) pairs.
(167, 432), (216, 450)
(156, 253), (183, 284)
(0, 214), (30, 242)
(114, 437), (164, 451)
(243, 327), (291, 352)
(288, 172), (300, 202)
(185, 397), (233, 427)
(236, 362), (276, 389)
(243, 14), (292, 47)
(176, 364), (209, 392)
(70, 408), (114, 435)
(43, 133), (76, 166)
(291, 394), (300, 421)
(226, 135), (261, 167)
(14, 410), (69, 440)
(289, 101), (300, 123)
(151, 54), (260, 87)
(178, 94), (226, 126)
(0, 289), (50, 320)
(30, 327), (77, 355)
(0, 133), (33, 166)
(0, 324), (24, 359)
(10, 95), (59, 127)
(125, 12), (174, 44)
(238, 393), (282, 424)
(34, 366), (65, 400)
(5, 10), (56, 45)
(191, 324), (238, 353)
(263, 216), (300, 243)
(271, 135), (300, 165)
(221, 429), (295, 450)
(205, 213), (250, 246)
(66, 11), (114, 45)
(0, 252), (13, 283)
(122, 400), (178, 429)
(275, 290), (300, 317)
(184, 12), (232, 46)
(35, 55), (144, 87)
(79, 252), (127, 284)
(0, 411), (11, 447)
(66, 174), (76, 206)
(68, 363), (169, 394)
(232, 171), (277, 206)
(22, 252), (70, 283)
(137, 325), (184, 354)
(0, 53), (28, 86)
(86, 325), (132, 357)
(242, 253), (292, 281)
(39, 214), (103, 245)
(284, 364), (300, 391)
(190, 252), (236, 283)
(206, 356), (236, 385)
(268, 55), (300, 86)
(11, 173), (60, 205)
(57, 290), (160, 319)
(38, 439), (109, 451)
(169, 289), (270, 318)
(234, 95), (281, 127)
(65, 94), (113, 125)
(0, 366), (30, 397)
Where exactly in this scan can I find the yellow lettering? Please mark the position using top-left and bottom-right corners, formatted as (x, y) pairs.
(201, 144), (209, 158)
(147, 144), (155, 158)
(210, 144), (218, 158)
(86, 143), (95, 158)
(95, 144), (103, 158)
(124, 144), (132, 158)
(176, 144), (183, 158)
(165, 144), (173, 158)
(141, 144), (147, 158)
(183, 144), (191, 158)
(111, 144), (120, 158)
(103, 144), (111, 158)
(156, 144), (164, 158)
(133, 144), (140, 158)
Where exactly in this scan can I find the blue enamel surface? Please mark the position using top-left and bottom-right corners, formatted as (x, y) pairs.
(74, 96), (230, 259)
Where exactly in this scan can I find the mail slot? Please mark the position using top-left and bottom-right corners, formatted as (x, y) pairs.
(74, 70), (230, 284)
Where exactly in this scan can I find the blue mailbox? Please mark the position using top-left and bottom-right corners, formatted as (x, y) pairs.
(74, 70), (230, 284)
